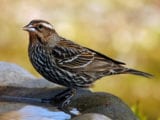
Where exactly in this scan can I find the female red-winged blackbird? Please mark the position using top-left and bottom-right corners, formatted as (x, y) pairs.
(23, 20), (152, 110)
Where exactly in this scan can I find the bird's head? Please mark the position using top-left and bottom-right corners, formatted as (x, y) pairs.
(23, 20), (58, 44)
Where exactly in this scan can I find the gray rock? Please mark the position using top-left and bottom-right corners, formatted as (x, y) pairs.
(0, 61), (35, 81)
(72, 113), (112, 120)
(0, 62), (57, 88)
(0, 86), (138, 120)
(0, 102), (25, 113)
(70, 92), (138, 120)
(0, 105), (71, 120)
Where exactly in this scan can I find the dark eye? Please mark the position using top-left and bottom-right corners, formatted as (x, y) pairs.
(37, 24), (43, 30)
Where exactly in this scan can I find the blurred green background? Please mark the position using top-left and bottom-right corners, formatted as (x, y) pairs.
(0, 0), (159, 119)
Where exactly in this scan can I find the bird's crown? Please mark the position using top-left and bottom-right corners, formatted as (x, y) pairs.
(23, 19), (54, 32)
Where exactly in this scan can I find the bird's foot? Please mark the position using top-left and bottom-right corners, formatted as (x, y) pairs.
(41, 88), (77, 116)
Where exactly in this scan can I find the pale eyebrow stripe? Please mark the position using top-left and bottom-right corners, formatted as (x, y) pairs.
(40, 23), (53, 29)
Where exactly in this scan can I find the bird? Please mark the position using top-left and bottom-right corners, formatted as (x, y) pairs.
(23, 19), (152, 110)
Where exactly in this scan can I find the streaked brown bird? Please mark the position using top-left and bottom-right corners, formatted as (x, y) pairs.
(23, 20), (152, 110)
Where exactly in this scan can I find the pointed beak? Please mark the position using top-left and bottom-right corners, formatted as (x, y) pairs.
(23, 24), (36, 32)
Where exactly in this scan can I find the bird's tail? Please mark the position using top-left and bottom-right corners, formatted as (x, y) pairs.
(125, 68), (153, 78)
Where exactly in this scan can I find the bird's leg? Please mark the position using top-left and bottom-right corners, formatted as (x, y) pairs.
(55, 88), (76, 112)
(55, 88), (76, 101)
(41, 88), (76, 112)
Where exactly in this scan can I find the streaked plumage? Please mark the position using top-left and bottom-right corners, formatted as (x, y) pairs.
(23, 20), (152, 88)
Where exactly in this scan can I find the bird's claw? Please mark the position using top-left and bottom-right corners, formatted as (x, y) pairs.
(41, 88), (77, 115)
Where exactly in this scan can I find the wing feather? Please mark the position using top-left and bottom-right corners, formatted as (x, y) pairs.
(52, 39), (125, 72)
(52, 40), (94, 69)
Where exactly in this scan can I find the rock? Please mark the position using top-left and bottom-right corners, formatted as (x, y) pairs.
(0, 86), (138, 120)
(0, 102), (25, 113)
(0, 62), (35, 82)
(70, 92), (138, 120)
(0, 105), (71, 120)
(72, 113), (112, 120)
(0, 62), (57, 88)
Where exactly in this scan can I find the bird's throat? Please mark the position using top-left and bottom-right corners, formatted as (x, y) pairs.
(29, 32), (46, 46)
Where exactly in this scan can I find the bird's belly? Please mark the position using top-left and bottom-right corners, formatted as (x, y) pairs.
(29, 52), (93, 88)
(29, 55), (73, 87)
(30, 55), (63, 84)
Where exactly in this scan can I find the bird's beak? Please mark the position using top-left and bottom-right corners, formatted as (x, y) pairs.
(23, 24), (36, 32)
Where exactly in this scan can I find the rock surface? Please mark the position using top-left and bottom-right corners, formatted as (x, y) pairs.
(0, 61), (57, 88)
(0, 105), (71, 120)
(0, 62), (138, 120)
(70, 92), (138, 120)
(72, 113), (112, 120)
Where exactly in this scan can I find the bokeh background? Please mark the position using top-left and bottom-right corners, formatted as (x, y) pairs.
(0, 0), (159, 119)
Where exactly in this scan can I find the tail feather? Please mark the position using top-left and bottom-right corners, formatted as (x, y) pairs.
(125, 68), (153, 78)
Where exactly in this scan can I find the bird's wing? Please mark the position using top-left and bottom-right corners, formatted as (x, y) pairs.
(86, 48), (125, 65)
(52, 39), (125, 72)
(52, 40), (95, 69)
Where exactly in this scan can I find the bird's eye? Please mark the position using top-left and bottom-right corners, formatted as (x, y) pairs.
(37, 25), (43, 30)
